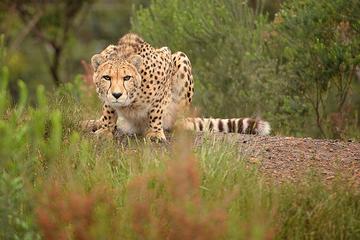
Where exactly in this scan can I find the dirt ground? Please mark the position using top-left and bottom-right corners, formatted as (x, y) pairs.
(195, 133), (360, 185)
(110, 128), (360, 185)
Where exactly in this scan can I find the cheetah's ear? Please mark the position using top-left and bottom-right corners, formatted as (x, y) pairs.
(91, 54), (106, 71)
(129, 54), (142, 72)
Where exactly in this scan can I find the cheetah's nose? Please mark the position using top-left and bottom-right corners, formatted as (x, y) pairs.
(112, 92), (122, 99)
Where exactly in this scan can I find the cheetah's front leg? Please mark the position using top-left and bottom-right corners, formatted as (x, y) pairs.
(94, 104), (118, 139)
(145, 106), (166, 142)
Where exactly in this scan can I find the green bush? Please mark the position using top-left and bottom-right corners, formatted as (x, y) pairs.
(0, 173), (40, 240)
(0, 38), (94, 239)
(272, 0), (360, 138)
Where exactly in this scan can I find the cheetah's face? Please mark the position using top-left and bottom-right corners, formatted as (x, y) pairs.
(91, 54), (142, 107)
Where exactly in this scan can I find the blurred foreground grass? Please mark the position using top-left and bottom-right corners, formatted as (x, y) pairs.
(1, 63), (360, 239)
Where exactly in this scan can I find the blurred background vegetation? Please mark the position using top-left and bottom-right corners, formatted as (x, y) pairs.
(0, 0), (359, 139)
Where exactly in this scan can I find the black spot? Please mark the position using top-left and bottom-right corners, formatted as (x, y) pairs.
(237, 119), (243, 133)
(247, 119), (256, 134)
(227, 119), (232, 132)
(198, 120), (203, 131)
(218, 120), (224, 132)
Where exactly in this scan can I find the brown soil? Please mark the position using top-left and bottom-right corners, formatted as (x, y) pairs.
(195, 133), (360, 185)
(106, 126), (360, 184)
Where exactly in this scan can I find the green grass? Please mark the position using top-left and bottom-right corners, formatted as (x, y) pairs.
(1, 68), (360, 240)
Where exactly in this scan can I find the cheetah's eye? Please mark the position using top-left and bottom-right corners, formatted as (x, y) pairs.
(123, 75), (131, 81)
(102, 75), (111, 81)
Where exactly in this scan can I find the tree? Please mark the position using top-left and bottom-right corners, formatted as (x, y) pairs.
(1, 0), (95, 86)
(272, 0), (360, 138)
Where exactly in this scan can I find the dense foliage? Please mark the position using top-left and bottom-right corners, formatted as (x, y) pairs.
(132, 0), (360, 138)
(272, 0), (360, 138)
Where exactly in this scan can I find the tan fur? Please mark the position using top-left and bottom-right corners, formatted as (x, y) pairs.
(87, 33), (270, 141)
(89, 33), (194, 141)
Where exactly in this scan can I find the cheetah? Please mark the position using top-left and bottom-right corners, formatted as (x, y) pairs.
(83, 33), (270, 142)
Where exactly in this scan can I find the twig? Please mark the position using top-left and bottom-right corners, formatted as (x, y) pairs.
(9, 10), (43, 52)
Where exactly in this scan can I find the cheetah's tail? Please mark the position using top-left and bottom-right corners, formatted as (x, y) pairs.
(180, 117), (271, 136)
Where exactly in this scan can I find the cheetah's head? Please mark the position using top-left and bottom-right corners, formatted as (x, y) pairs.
(91, 53), (142, 107)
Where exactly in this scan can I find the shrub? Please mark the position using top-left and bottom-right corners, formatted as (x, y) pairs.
(269, 0), (360, 138)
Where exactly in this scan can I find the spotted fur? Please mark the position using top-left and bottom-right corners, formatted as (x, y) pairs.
(85, 33), (270, 141)
(87, 33), (193, 141)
